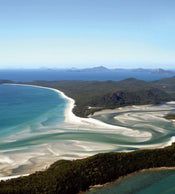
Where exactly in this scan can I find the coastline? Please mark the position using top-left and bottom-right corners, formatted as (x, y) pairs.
(1, 83), (175, 183)
(0, 174), (29, 182)
(83, 166), (175, 193)
(3, 83), (152, 138)
(0, 83), (150, 181)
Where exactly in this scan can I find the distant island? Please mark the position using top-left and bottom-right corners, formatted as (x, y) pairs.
(66, 66), (175, 75)
(67, 66), (110, 72)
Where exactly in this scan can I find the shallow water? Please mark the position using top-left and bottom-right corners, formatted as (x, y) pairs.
(0, 84), (175, 178)
(88, 170), (175, 194)
(92, 104), (175, 149)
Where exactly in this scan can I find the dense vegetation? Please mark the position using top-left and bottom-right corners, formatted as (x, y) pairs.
(0, 80), (14, 84)
(26, 77), (175, 117)
(153, 76), (175, 95)
(0, 77), (175, 193)
(1, 77), (175, 117)
(0, 143), (175, 193)
(164, 114), (175, 120)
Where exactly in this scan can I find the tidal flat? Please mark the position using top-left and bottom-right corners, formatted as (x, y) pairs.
(0, 84), (175, 180)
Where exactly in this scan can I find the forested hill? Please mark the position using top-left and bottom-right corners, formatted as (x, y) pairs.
(28, 77), (175, 117)
(152, 76), (175, 96)
(1, 77), (175, 117)
(1, 143), (175, 193)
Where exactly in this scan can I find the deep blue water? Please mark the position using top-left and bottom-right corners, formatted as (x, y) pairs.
(0, 69), (175, 82)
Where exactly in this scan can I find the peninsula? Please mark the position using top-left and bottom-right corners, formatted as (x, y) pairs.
(0, 77), (175, 193)
(25, 76), (175, 117)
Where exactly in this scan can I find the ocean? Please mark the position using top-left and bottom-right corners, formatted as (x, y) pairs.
(0, 74), (175, 192)
(0, 84), (67, 177)
(0, 85), (66, 137)
(0, 69), (175, 82)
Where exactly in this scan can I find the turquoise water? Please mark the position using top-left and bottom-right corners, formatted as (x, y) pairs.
(0, 84), (68, 150)
(0, 85), (66, 140)
(1, 84), (175, 193)
(89, 170), (175, 194)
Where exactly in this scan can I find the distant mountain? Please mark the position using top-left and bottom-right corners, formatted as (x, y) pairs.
(132, 68), (174, 75)
(132, 68), (152, 73)
(67, 67), (175, 74)
(151, 68), (174, 75)
(66, 66), (110, 72)
(110, 68), (131, 72)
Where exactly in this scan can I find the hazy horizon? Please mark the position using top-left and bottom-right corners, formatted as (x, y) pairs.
(0, 66), (175, 70)
(1, 0), (175, 69)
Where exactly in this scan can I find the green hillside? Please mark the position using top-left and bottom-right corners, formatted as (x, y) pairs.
(27, 77), (175, 117)
(0, 144), (175, 194)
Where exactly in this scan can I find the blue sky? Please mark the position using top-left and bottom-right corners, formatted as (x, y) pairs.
(1, 0), (175, 69)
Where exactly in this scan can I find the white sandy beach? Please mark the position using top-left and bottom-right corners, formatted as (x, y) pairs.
(0, 174), (29, 181)
(1, 84), (175, 181)
(5, 83), (152, 139)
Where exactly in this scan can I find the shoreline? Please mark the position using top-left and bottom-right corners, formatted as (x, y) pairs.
(1, 83), (175, 182)
(83, 166), (175, 193)
(0, 174), (29, 182)
(0, 83), (150, 181)
(3, 83), (152, 137)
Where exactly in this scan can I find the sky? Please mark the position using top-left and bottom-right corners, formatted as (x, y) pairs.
(1, 0), (175, 69)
